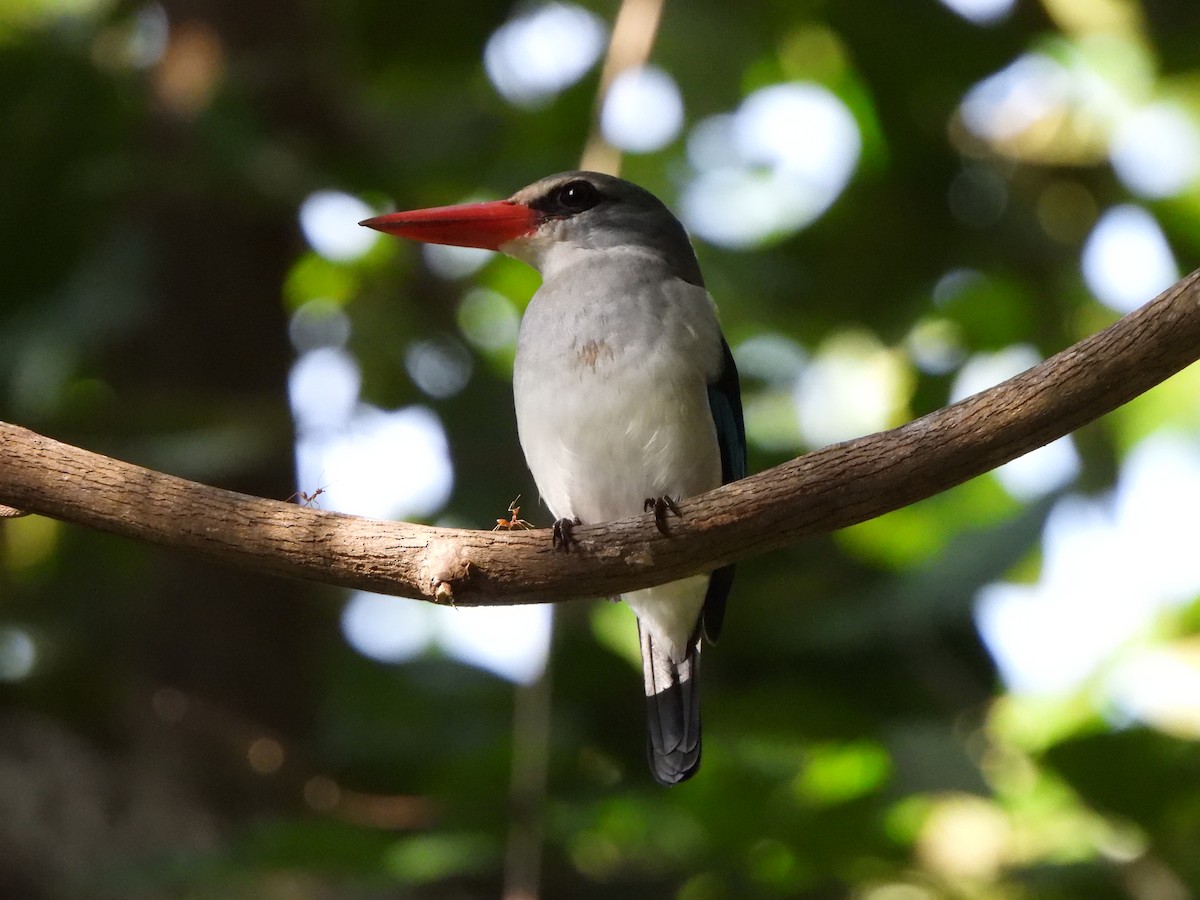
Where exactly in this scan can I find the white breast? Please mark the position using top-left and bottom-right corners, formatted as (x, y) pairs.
(511, 251), (724, 525)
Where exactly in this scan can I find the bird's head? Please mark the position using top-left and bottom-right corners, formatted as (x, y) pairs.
(360, 171), (702, 285)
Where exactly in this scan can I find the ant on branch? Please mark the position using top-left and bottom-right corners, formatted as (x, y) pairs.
(286, 486), (327, 509)
(493, 494), (534, 531)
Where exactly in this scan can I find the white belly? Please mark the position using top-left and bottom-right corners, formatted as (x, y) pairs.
(514, 357), (720, 525)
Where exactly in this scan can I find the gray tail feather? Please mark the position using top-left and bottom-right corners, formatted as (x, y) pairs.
(639, 624), (701, 785)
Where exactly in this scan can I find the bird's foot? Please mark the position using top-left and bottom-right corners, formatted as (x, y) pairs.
(644, 495), (682, 536)
(552, 516), (581, 551)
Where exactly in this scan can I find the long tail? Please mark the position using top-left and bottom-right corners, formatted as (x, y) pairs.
(639, 624), (701, 785)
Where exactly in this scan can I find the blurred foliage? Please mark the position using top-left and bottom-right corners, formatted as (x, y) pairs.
(1, 0), (1200, 898)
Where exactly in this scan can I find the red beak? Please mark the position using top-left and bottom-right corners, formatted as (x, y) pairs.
(359, 200), (541, 251)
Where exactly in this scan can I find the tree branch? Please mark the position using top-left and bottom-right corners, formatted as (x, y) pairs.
(2, 268), (1198, 605)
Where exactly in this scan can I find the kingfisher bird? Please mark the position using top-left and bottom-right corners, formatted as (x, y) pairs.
(361, 171), (746, 784)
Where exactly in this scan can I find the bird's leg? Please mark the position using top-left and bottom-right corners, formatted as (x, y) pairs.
(552, 516), (581, 550)
(644, 495), (682, 536)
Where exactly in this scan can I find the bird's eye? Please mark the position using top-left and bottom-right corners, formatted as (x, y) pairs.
(555, 180), (600, 213)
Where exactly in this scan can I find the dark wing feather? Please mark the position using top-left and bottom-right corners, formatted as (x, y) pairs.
(702, 337), (747, 644)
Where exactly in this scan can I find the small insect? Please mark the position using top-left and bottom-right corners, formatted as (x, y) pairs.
(493, 494), (534, 531)
(287, 486), (327, 509)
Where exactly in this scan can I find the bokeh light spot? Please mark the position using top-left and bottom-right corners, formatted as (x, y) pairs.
(1036, 180), (1097, 243)
(794, 331), (910, 446)
(423, 243), (494, 280)
(405, 336), (472, 399)
(341, 593), (436, 664)
(682, 83), (861, 248)
(300, 191), (377, 262)
(484, 3), (606, 107)
(0, 627), (37, 682)
(977, 436), (1200, 696)
(457, 288), (520, 353)
(1081, 204), (1178, 314)
(247, 736), (285, 775)
(1110, 103), (1200, 199)
(948, 164), (1008, 228)
(905, 318), (965, 375)
(341, 593), (553, 685)
(960, 53), (1070, 145)
(601, 65), (684, 153)
(288, 347), (361, 431)
(939, 0), (1016, 25)
(288, 299), (351, 353)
